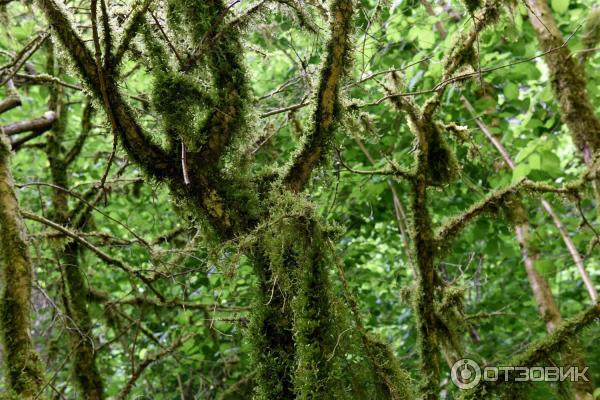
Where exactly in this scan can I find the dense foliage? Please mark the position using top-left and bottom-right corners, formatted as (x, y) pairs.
(0, 0), (599, 399)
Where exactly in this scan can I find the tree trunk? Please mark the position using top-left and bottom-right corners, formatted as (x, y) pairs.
(515, 218), (593, 400)
(0, 133), (44, 397)
(524, 0), (600, 205)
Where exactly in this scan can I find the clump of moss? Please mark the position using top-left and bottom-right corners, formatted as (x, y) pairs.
(362, 334), (415, 400)
(151, 71), (213, 150)
(425, 124), (460, 186)
(462, 0), (482, 14)
(581, 6), (600, 53)
(502, 194), (529, 226)
(443, 0), (501, 77)
(435, 286), (467, 365)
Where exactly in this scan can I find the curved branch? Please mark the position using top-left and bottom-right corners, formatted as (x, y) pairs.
(283, 0), (354, 192)
(37, 0), (177, 180)
(435, 180), (578, 246)
(464, 303), (600, 399)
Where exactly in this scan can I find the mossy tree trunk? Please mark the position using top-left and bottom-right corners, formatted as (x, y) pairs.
(0, 133), (45, 398)
(515, 219), (594, 400)
(43, 41), (105, 399)
(524, 0), (600, 205)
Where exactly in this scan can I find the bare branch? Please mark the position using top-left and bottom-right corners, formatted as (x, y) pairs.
(2, 111), (56, 136)
(115, 333), (195, 400)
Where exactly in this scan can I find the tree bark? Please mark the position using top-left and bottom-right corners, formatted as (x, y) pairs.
(0, 133), (44, 397)
(515, 222), (594, 400)
(524, 0), (600, 205)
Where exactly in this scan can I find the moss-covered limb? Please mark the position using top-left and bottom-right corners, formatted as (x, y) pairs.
(514, 220), (594, 399)
(461, 303), (600, 399)
(247, 249), (296, 400)
(291, 238), (341, 400)
(37, 0), (177, 180)
(442, 0), (501, 79)
(60, 243), (105, 400)
(411, 176), (442, 400)
(284, 0), (354, 192)
(332, 243), (415, 399)
(434, 180), (579, 248)
(383, 74), (458, 187)
(113, 0), (154, 68)
(0, 134), (45, 397)
(524, 0), (600, 204)
(434, 286), (467, 367)
(262, 217), (342, 399)
(422, 0), (503, 117)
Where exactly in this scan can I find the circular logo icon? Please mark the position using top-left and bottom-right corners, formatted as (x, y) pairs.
(451, 358), (481, 390)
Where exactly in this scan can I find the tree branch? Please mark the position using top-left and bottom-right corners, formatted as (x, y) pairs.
(37, 0), (176, 180)
(115, 333), (195, 400)
(283, 0), (354, 192)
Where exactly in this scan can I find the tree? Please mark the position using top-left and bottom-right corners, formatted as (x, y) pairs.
(0, 0), (599, 398)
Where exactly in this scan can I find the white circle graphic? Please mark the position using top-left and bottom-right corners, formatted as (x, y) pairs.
(451, 358), (482, 390)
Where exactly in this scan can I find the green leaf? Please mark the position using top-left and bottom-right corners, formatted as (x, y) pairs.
(504, 82), (519, 100)
(551, 0), (569, 13)
(512, 163), (531, 183)
(417, 29), (436, 49)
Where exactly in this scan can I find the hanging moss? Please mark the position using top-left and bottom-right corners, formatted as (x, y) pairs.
(581, 7), (600, 56)
(462, 0), (482, 14)
(424, 123), (460, 186)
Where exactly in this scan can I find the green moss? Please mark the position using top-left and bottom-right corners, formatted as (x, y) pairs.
(0, 135), (45, 397)
(283, 0), (354, 192)
(425, 124), (460, 186)
(581, 7), (600, 52)
(462, 0), (482, 13)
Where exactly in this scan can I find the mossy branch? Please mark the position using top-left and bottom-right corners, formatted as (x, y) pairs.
(462, 303), (600, 399)
(283, 0), (354, 192)
(113, 0), (154, 68)
(37, 0), (177, 181)
(435, 180), (579, 247)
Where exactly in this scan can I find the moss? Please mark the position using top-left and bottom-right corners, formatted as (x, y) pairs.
(425, 123), (460, 186)
(443, 0), (501, 77)
(581, 6), (600, 54)
(283, 0), (354, 192)
(462, 0), (482, 13)
(361, 334), (415, 400)
(0, 135), (45, 397)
